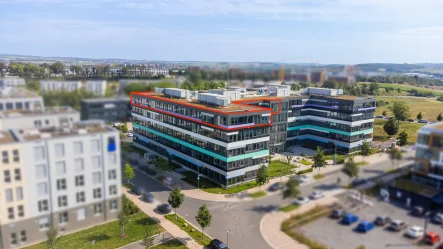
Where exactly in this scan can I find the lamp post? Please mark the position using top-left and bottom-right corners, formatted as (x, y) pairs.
(198, 166), (200, 189)
(91, 240), (95, 249)
(227, 230), (231, 247)
(424, 211), (431, 235)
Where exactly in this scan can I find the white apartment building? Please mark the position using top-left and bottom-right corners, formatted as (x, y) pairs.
(85, 80), (107, 96)
(0, 121), (121, 249)
(0, 88), (44, 112)
(0, 107), (80, 130)
(0, 77), (26, 88)
(40, 81), (82, 92)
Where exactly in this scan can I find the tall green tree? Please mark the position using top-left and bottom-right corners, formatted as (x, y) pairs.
(359, 141), (372, 158)
(122, 123), (129, 133)
(312, 147), (327, 173)
(256, 165), (270, 188)
(282, 178), (300, 199)
(45, 228), (62, 249)
(342, 159), (359, 184)
(118, 212), (129, 238)
(383, 117), (399, 137)
(123, 163), (135, 185)
(390, 102), (410, 122)
(168, 188), (185, 220)
(397, 131), (409, 146)
(368, 82), (379, 95)
(196, 204), (212, 241)
(417, 112), (423, 120)
(140, 225), (159, 249)
(437, 113), (443, 122)
(50, 61), (64, 74)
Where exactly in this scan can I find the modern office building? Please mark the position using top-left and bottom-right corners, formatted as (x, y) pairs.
(130, 87), (375, 186)
(0, 107), (80, 130)
(40, 80), (82, 92)
(0, 121), (121, 249)
(0, 88), (44, 112)
(85, 80), (107, 96)
(80, 97), (131, 122)
(389, 122), (443, 209)
(0, 77), (26, 88)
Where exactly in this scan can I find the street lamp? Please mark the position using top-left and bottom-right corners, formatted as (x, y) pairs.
(424, 211), (431, 234)
(91, 240), (95, 249)
(198, 165), (204, 189)
(227, 230), (231, 247)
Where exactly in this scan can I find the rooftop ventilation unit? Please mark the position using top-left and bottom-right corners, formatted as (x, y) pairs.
(162, 88), (191, 99)
(304, 87), (342, 96)
(198, 93), (231, 107)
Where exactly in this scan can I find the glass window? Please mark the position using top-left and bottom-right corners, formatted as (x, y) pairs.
(56, 162), (66, 176)
(109, 185), (117, 195)
(17, 205), (24, 217)
(58, 195), (68, 207)
(10, 233), (17, 245)
(20, 230), (27, 243)
(59, 211), (69, 224)
(37, 183), (48, 196)
(2, 151), (9, 164)
(14, 168), (21, 181)
(108, 169), (117, 180)
(92, 156), (101, 169)
(75, 175), (84, 186)
(93, 203), (103, 215)
(110, 200), (118, 211)
(91, 139), (100, 153)
(108, 153), (117, 165)
(93, 188), (102, 199)
(76, 208), (86, 221)
(6, 188), (13, 203)
(4, 170), (11, 183)
(39, 217), (49, 230)
(74, 141), (83, 155)
(16, 187), (23, 201)
(7, 207), (14, 219)
(76, 192), (85, 203)
(92, 172), (102, 184)
(36, 164), (47, 179)
(34, 146), (45, 161)
(57, 179), (66, 190)
(54, 144), (65, 158)
(13, 150), (19, 162)
(74, 158), (84, 173)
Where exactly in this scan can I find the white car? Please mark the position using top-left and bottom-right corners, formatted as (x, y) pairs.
(126, 133), (133, 137)
(309, 191), (325, 200)
(406, 226), (424, 239)
(293, 197), (310, 205)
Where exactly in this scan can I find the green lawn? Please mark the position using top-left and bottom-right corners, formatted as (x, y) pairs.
(358, 82), (443, 97)
(153, 239), (188, 249)
(268, 161), (298, 178)
(375, 96), (443, 122)
(279, 204), (300, 212)
(373, 118), (424, 143)
(314, 174), (324, 180)
(299, 159), (312, 166)
(165, 214), (211, 246)
(23, 212), (162, 249)
(250, 190), (267, 198)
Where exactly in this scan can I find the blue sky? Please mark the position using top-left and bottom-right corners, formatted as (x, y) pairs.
(0, 0), (442, 64)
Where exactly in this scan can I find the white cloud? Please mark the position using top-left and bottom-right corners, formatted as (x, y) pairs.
(396, 26), (443, 39)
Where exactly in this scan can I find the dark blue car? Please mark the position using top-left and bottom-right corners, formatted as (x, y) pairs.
(357, 221), (375, 233)
(341, 213), (359, 225)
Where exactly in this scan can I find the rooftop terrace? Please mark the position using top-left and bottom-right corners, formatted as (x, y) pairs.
(0, 87), (40, 99)
(0, 106), (77, 118)
(0, 131), (16, 145)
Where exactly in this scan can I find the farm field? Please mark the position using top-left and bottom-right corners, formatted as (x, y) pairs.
(375, 96), (443, 121)
(358, 82), (443, 97)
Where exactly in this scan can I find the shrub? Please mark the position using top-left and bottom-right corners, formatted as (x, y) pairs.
(122, 195), (140, 215)
(297, 168), (313, 175)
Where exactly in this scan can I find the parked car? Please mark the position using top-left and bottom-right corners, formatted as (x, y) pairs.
(411, 206), (425, 217)
(341, 213), (359, 225)
(406, 226), (424, 239)
(131, 186), (143, 196)
(126, 132), (133, 137)
(293, 197), (310, 205)
(268, 182), (285, 192)
(163, 176), (174, 185)
(375, 116), (384, 119)
(309, 191), (325, 200)
(374, 216), (391, 226)
(408, 119), (415, 122)
(143, 192), (155, 203)
(351, 178), (367, 186)
(157, 204), (172, 214)
(439, 241), (443, 249)
(294, 175), (313, 183)
(424, 232), (441, 245)
(418, 119), (429, 124)
(389, 220), (407, 232)
(209, 239), (229, 249)
(357, 221), (375, 233)
(331, 209), (346, 219)
(432, 213), (443, 224)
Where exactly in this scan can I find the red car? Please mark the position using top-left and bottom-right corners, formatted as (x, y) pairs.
(425, 232), (440, 245)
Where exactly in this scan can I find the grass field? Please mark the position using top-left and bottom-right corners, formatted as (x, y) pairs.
(358, 82), (443, 97)
(280, 204), (301, 212)
(23, 212), (162, 249)
(152, 239), (188, 249)
(373, 119), (424, 143)
(165, 214), (211, 246)
(375, 96), (443, 121)
(250, 190), (267, 198)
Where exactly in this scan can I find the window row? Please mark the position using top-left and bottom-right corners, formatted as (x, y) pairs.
(1, 149), (20, 164)
(3, 168), (21, 183)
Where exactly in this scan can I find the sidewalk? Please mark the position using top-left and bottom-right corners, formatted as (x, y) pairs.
(122, 187), (204, 249)
(118, 232), (173, 249)
(260, 191), (342, 249)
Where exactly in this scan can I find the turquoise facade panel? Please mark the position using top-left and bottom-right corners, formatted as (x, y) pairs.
(287, 125), (373, 136)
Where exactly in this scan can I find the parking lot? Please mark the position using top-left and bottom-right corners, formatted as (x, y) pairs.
(300, 196), (443, 249)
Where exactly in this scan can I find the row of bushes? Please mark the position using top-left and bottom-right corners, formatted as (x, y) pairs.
(122, 195), (140, 216)
(296, 167), (313, 175)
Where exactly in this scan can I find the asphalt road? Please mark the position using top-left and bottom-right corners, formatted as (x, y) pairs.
(129, 154), (414, 249)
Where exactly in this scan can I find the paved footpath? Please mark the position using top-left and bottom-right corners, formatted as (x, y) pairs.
(122, 187), (205, 249)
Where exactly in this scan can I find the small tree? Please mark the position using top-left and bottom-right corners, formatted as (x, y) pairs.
(382, 110), (387, 116)
(256, 164), (270, 188)
(312, 147), (327, 174)
(196, 204), (212, 241)
(438, 113), (443, 122)
(390, 102), (410, 123)
(123, 163), (135, 185)
(45, 228), (62, 249)
(383, 117), (399, 138)
(359, 141), (371, 159)
(122, 123), (129, 133)
(282, 178), (300, 199)
(118, 212), (129, 238)
(140, 226), (160, 249)
(397, 131), (408, 146)
(342, 159), (359, 184)
(168, 188), (185, 220)
(388, 148), (403, 169)
(153, 157), (170, 173)
(417, 112), (423, 120)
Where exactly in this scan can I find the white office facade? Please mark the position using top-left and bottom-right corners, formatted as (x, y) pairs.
(86, 80), (107, 96)
(40, 81), (82, 92)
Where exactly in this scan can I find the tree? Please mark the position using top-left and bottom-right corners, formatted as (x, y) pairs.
(256, 164), (270, 188)
(359, 141), (372, 158)
(153, 157), (170, 173)
(438, 113), (443, 122)
(390, 102), (410, 122)
(45, 228), (62, 249)
(196, 204), (212, 241)
(282, 178), (300, 199)
(383, 117), (399, 137)
(168, 188), (185, 220)
(118, 212), (129, 238)
(417, 111), (423, 120)
(312, 147), (327, 173)
(140, 226), (160, 249)
(388, 148), (403, 169)
(50, 61), (64, 74)
(397, 131), (408, 146)
(382, 110), (387, 116)
(342, 159), (359, 184)
(122, 123), (129, 133)
(368, 82), (379, 95)
(123, 163), (135, 185)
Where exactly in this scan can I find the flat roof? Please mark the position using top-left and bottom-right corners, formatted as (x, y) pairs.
(0, 131), (16, 145)
(0, 88), (40, 99)
(81, 97), (130, 103)
(19, 121), (113, 141)
(0, 107), (78, 118)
